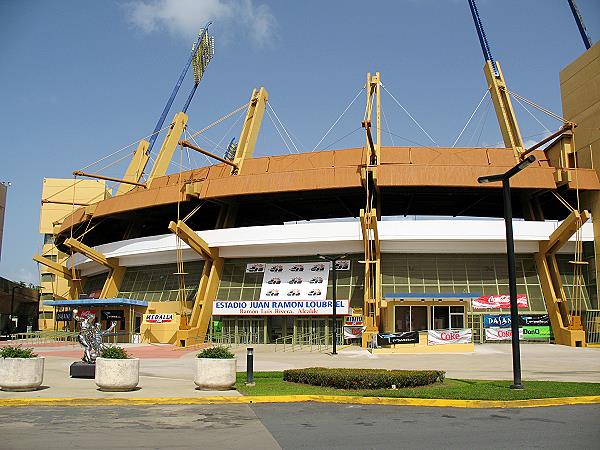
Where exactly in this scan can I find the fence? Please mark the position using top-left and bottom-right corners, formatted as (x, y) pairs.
(584, 310), (600, 344)
(7, 331), (78, 346)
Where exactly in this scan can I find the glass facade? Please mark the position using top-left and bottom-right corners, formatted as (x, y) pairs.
(117, 262), (204, 301)
(381, 253), (593, 312)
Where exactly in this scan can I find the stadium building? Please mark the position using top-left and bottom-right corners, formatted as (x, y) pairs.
(34, 19), (600, 352)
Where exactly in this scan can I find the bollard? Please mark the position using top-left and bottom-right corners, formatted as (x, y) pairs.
(245, 347), (255, 386)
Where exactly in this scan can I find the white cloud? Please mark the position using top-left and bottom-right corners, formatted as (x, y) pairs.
(4, 267), (38, 286)
(125, 0), (277, 45)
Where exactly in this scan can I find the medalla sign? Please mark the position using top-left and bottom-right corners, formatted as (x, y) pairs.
(213, 300), (350, 316)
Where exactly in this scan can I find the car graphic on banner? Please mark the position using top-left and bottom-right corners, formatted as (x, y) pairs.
(259, 263), (330, 301)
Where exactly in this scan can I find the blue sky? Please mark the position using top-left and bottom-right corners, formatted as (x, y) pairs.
(1, 0), (599, 284)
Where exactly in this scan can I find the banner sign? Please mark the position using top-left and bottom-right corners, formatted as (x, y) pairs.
(520, 315), (550, 327)
(332, 260), (350, 271)
(485, 327), (516, 341)
(428, 329), (472, 345)
(486, 326), (552, 341)
(259, 262), (329, 301)
(344, 326), (366, 339)
(213, 300), (350, 316)
(521, 326), (552, 340)
(483, 314), (550, 328)
(144, 313), (174, 324)
(56, 311), (72, 321)
(472, 294), (528, 309)
(377, 331), (420, 346)
(77, 310), (96, 319)
(344, 315), (364, 326)
(101, 310), (124, 321)
(246, 263), (265, 273)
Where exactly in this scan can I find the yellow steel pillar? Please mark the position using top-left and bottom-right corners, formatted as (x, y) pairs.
(147, 112), (188, 186)
(535, 209), (590, 346)
(63, 237), (125, 299)
(168, 219), (222, 346)
(33, 254), (82, 300)
(484, 60), (524, 161)
(232, 87), (268, 174)
(360, 72), (383, 341)
(116, 140), (150, 196)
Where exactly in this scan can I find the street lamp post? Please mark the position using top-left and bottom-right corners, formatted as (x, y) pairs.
(9, 285), (22, 336)
(318, 254), (347, 355)
(478, 154), (535, 390)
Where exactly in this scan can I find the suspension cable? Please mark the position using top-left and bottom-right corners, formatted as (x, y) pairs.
(502, 87), (569, 123)
(267, 102), (302, 153)
(511, 95), (551, 134)
(265, 107), (294, 154)
(187, 102), (250, 140)
(452, 90), (489, 147)
(312, 87), (364, 152)
(381, 107), (396, 147)
(381, 84), (438, 146)
(79, 125), (170, 171)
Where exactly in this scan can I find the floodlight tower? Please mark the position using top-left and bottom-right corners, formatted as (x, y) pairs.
(146, 23), (215, 155)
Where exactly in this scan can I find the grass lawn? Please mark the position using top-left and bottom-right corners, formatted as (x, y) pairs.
(235, 372), (600, 400)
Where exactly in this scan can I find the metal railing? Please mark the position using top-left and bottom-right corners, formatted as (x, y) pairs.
(274, 332), (333, 352)
(7, 331), (79, 346)
(584, 310), (600, 344)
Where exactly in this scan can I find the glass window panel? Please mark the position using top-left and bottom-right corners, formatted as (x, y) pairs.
(433, 306), (449, 329)
(451, 314), (464, 328)
(227, 288), (242, 301)
(450, 306), (464, 313)
(395, 306), (410, 332)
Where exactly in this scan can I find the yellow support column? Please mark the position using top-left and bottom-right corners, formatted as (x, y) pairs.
(232, 87), (268, 174)
(484, 60), (524, 160)
(116, 140), (150, 196)
(33, 254), (81, 300)
(147, 112), (188, 186)
(62, 237), (126, 299)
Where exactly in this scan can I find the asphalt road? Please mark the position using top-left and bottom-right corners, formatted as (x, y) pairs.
(0, 403), (598, 450)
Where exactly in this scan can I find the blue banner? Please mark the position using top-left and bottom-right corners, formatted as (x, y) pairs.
(483, 314), (550, 328)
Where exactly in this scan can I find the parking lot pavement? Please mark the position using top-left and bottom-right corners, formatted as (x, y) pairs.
(1, 403), (598, 450)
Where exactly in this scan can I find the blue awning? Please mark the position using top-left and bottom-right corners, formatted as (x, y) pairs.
(385, 292), (481, 299)
(43, 298), (148, 307)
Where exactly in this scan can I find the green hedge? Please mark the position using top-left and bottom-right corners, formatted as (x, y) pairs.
(283, 368), (445, 390)
(0, 346), (37, 358)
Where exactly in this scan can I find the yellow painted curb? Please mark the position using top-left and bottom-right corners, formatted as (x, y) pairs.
(1, 395), (600, 408)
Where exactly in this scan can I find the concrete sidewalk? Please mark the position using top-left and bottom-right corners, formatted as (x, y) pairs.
(1, 343), (598, 400)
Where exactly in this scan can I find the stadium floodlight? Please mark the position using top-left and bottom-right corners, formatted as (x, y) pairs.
(192, 30), (215, 84)
(477, 154), (536, 390)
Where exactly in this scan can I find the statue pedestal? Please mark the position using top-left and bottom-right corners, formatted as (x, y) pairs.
(70, 362), (95, 379)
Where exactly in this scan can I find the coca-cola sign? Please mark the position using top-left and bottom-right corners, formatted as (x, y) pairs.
(472, 294), (528, 309)
(428, 329), (472, 345)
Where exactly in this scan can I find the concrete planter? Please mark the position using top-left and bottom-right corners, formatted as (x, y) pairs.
(0, 357), (44, 391)
(95, 357), (139, 391)
(194, 358), (236, 390)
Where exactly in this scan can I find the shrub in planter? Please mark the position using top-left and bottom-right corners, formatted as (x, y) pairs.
(0, 346), (44, 392)
(283, 368), (445, 390)
(194, 345), (236, 390)
(95, 345), (139, 392)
